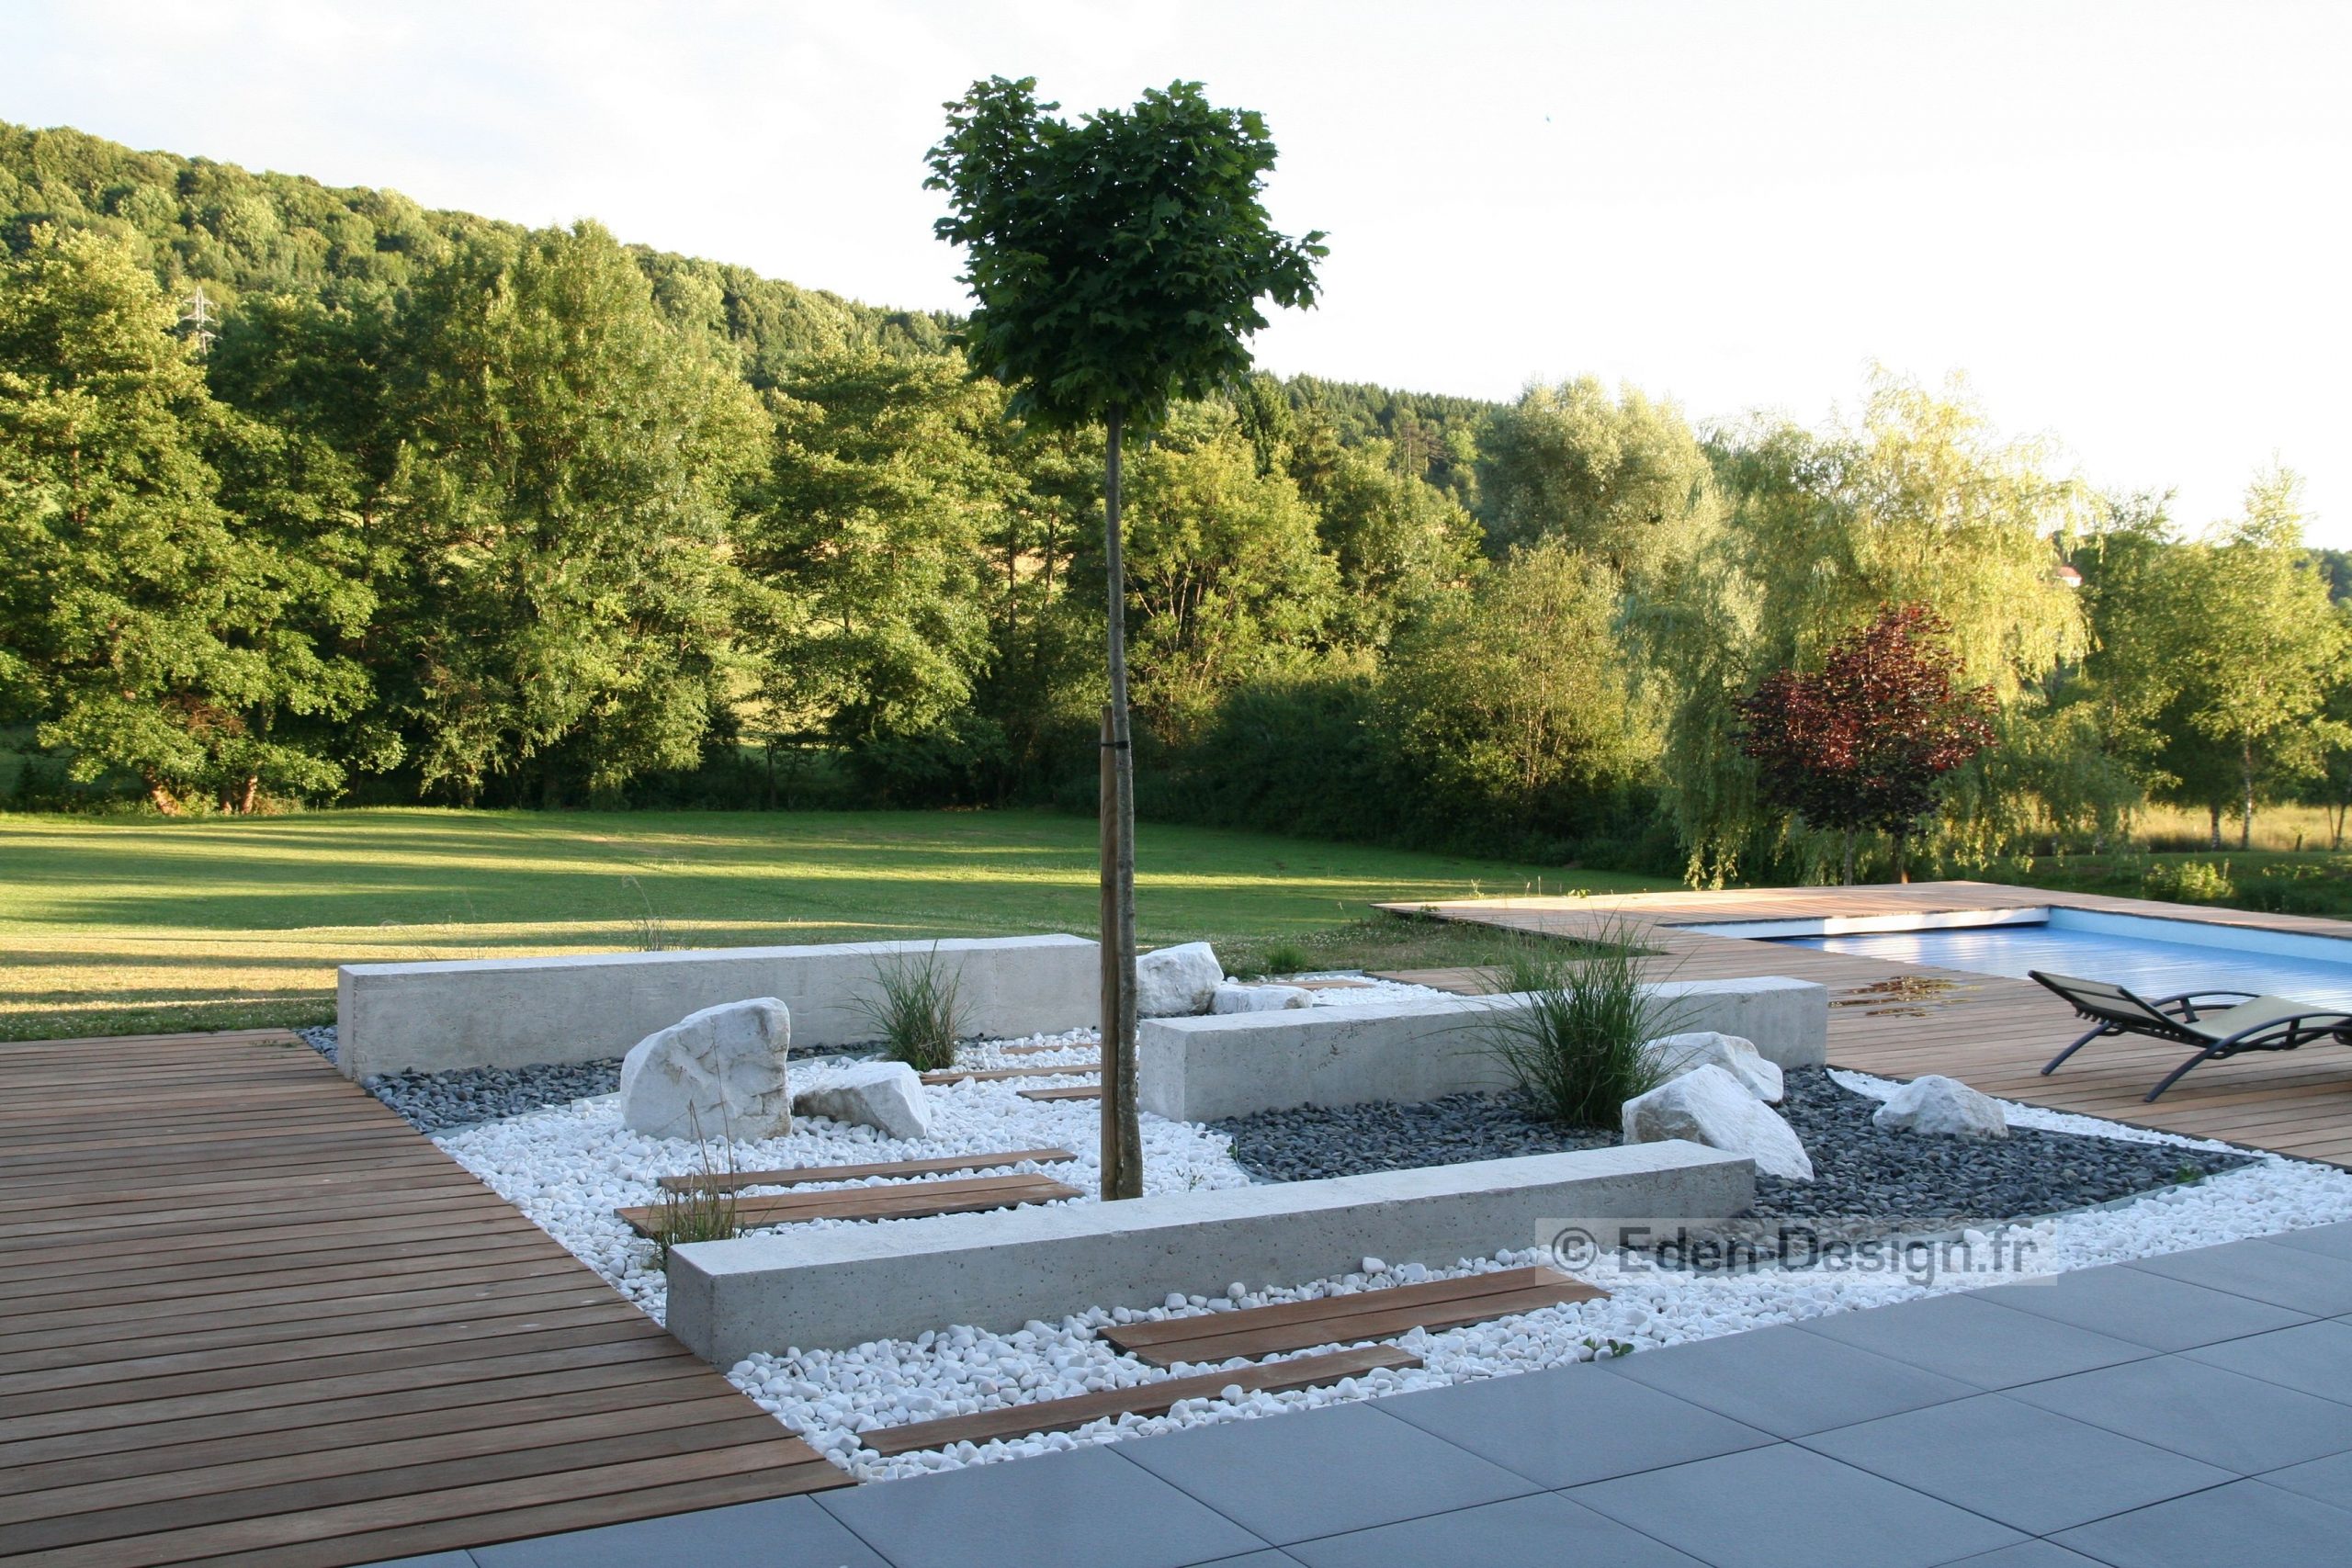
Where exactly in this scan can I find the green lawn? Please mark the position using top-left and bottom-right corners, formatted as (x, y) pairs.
(0, 807), (1670, 1041)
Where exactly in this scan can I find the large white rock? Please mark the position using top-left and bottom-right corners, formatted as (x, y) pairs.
(794, 1061), (933, 1140)
(1136, 942), (1224, 1017)
(1872, 1074), (2009, 1138)
(1646, 1032), (1784, 1103)
(1623, 1065), (1815, 1180)
(1210, 982), (1316, 1014)
(617, 998), (793, 1142)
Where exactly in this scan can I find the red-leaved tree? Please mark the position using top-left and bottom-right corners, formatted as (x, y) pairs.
(1735, 604), (1996, 884)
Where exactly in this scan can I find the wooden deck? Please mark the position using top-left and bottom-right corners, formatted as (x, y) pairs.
(0, 1028), (843, 1568)
(1377, 880), (2352, 1168)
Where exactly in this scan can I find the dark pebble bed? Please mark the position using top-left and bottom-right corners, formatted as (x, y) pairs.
(297, 1024), (868, 1134)
(1214, 1069), (2256, 1237)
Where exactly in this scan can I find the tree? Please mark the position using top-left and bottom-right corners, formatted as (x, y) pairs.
(381, 223), (768, 804)
(1736, 604), (1996, 883)
(928, 76), (1324, 1198)
(2164, 470), (2348, 849)
(1479, 377), (1722, 585)
(0, 227), (368, 812)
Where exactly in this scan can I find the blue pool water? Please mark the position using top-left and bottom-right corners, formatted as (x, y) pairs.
(1772, 908), (2352, 1010)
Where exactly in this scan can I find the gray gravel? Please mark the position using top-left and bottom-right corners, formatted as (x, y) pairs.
(1214, 1069), (2255, 1231)
(300, 1024), (875, 1134)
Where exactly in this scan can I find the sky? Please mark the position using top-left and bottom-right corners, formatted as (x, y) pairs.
(5, 0), (2346, 541)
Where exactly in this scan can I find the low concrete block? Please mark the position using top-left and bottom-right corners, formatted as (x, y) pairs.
(335, 934), (1097, 1080)
(667, 1140), (1753, 1364)
(1136, 976), (1827, 1122)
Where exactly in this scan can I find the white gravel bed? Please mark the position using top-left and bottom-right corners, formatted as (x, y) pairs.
(431, 1028), (1252, 1322)
(725, 1077), (2352, 1483)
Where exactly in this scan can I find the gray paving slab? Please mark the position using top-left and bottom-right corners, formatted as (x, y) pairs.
(1283, 1492), (1705, 1568)
(2184, 1317), (2352, 1404)
(1795, 1292), (2151, 1389)
(2003, 1353), (2352, 1474)
(2124, 1237), (2352, 1315)
(1965, 1262), (2309, 1351)
(470, 1496), (886, 1568)
(1569, 1443), (2025, 1568)
(2050, 1478), (2352, 1567)
(2259, 1448), (2352, 1513)
(815, 1445), (1266, 1568)
(2263, 1220), (2352, 1263)
(1944, 1543), (2112, 1567)
(1799, 1392), (2234, 1534)
(1599, 1323), (1974, 1437)
(1115, 1401), (1537, 1547)
(1374, 1359), (1775, 1487)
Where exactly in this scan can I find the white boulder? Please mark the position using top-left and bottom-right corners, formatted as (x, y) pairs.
(1136, 942), (1224, 1017)
(1872, 1074), (2009, 1138)
(1623, 1065), (1815, 1180)
(795, 1061), (933, 1140)
(1210, 982), (1317, 1014)
(617, 998), (793, 1142)
(1646, 1032), (1784, 1103)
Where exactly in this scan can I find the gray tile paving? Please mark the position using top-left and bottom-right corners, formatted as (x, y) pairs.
(1116, 1401), (1536, 1546)
(2259, 1448), (2352, 1513)
(1284, 1493), (1706, 1568)
(816, 1446), (1266, 1568)
(1374, 1359), (1774, 1486)
(1799, 1393), (2234, 1534)
(1944, 1545), (2110, 1567)
(2050, 1478), (2352, 1567)
(1796, 1292), (2152, 1389)
(1600, 1322), (1974, 1436)
(471, 1496), (887, 1567)
(1965, 1261), (2309, 1351)
(1569, 1443), (2025, 1568)
(2184, 1316), (2352, 1404)
(2003, 1354), (2352, 1474)
(2262, 1219), (2352, 1263)
(2124, 1237), (2352, 1315)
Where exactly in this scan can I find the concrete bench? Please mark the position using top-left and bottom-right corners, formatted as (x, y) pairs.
(334, 934), (1098, 1080)
(1136, 976), (1828, 1122)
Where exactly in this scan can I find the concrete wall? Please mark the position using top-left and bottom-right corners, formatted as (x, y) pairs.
(334, 934), (1098, 1080)
(1136, 976), (1827, 1122)
(667, 1140), (1753, 1364)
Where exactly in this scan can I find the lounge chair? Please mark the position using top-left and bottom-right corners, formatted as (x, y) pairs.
(2029, 970), (2352, 1102)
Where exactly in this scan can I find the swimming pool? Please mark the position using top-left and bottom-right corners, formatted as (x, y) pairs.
(1685, 907), (2352, 1010)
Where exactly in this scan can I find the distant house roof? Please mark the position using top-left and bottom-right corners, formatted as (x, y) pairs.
(2052, 563), (2084, 588)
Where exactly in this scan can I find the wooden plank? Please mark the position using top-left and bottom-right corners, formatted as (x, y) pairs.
(918, 1064), (1100, 1084)
(654, 1146), (1076, 1192)
(1018, 1084), (1102, 1101)
(616, 1172), (1081, 1236)
(1103, 1267), (1606, 1370)
(860, 1345), (1420, 1457)
(0, 1028), (848, 1566)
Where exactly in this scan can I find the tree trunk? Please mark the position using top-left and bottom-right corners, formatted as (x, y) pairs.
(236, 774), (259, 816)
(1892, 827), (1909, 884)
(1098, 410), (1142, 1201)
(143, 774), (182, 817)
(1840, 829), (1856, 886)
(2209, 804), (2222, 851)
(2332, 803), (2346, 852)
(2240, 739), (2256, 852)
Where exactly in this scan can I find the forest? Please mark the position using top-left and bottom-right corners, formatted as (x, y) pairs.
(5, 119), (2348, 888)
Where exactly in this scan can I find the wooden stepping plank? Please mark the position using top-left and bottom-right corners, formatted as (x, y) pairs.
(1018, 1086), (1102, 1102)
(919, 1064), (1100, 1084)
(616, 1173), (1080, 1237)
(1001, 1042), (1102, 1055)
(859, 1345), (1419, 1457)
(656, 1147), (1076, 1193)
(1102, 1266), (1604, 1369)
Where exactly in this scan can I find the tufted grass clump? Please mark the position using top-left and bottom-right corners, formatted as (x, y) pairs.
(853, 942), (967, 1072)
(650, 1118), (740, 1266)
(1476, 920), (1675, 1128)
